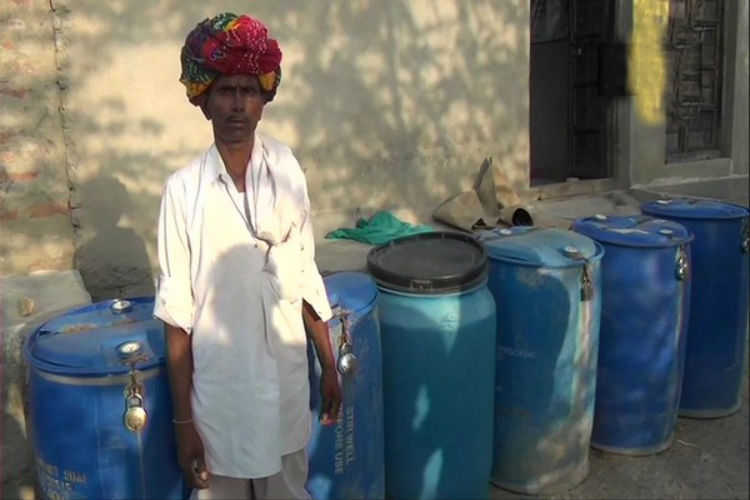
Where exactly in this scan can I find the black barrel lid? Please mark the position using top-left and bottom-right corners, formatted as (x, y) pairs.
(366, 231), (487, 294)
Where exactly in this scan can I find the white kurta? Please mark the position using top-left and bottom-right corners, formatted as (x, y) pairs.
(154, 132), (332, 479)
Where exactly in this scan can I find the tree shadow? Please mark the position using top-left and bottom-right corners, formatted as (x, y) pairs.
(42, 0), (530, 288)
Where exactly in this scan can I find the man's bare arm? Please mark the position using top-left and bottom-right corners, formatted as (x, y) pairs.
(302, 301), (342, 425)
(165, 324), (208, 489)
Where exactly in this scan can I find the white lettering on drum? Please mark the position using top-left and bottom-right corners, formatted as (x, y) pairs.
(345, 405), (355, 466)
(334, 407), (344, 475)
(35, 456), (88, 500)
(498, 345), (537, 360)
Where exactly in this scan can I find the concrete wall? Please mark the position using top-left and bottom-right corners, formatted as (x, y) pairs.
(0, 0), (75, 276)
(2, 0), (747, 296)
(625, 0), (749, 188)
(48, 0), (530, 299)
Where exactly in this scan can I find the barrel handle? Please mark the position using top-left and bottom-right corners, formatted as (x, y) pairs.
(336, 312), (357, 376)
(562, 246), (594, 301)
(675, 244), (690, 281)
(580, 263), (594, 301)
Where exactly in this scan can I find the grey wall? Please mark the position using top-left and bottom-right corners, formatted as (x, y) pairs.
(625, 0), (749, 187)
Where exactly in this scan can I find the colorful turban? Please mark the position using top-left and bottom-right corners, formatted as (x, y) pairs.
(180, 12), (283, 106)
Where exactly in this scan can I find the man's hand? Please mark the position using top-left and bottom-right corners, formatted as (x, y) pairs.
(319, 367), (342, 425)
(175, 422), (209, 489)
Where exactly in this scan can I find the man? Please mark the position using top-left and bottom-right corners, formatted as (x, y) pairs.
(154, 13), (342, 500)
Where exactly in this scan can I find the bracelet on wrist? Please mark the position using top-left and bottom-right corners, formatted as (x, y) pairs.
(172, 417), (193, 425)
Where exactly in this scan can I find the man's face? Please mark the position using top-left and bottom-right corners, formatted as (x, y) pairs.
(203, 74), (266, 144)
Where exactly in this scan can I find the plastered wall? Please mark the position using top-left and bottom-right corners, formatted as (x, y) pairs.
(2, 1), (747, 296)
(1, 0), (75, 275)
(18, 0), (530, 298)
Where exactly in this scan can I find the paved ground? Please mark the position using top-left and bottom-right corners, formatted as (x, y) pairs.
(490, 374), (749, 500)
(3, 182), (748, 500)
(317, 183), (750, 500)
(491, 183), (750, 500)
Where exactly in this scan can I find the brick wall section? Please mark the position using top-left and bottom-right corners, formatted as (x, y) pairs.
(0, 0), (75, 276)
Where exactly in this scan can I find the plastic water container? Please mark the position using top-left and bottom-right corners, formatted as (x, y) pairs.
(24, 297), (183, 500)
(572, 214), (692, 454)
(367, 232), (496, 500)
(307, 272), (384, 500)
(641, 198), (750, 417)
(479, 227), (603, 494)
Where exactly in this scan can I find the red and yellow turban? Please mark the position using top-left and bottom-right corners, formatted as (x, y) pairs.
(179, 12), (283, 106)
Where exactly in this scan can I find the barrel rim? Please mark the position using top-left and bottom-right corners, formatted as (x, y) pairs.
(373, 274), (490, 297)
(366, 231), (488, 294)
(28, 365), (163, 385)
(331, 294), (378, 318)
(486, 250), (603, 267)
(571, 216), (695, 248)
(485, 239), (605, 268)
(24, 324), (164, 375)
(323, 271), (379, 317)
(641, 199), (750, 220)
(23, 296), (165, 376)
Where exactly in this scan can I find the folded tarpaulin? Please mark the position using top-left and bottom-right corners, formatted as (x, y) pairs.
(325, 210), (434, 245)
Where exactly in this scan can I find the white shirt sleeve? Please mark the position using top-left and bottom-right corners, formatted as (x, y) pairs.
(153, 177), (194, 332)
(299, 186), (333, 323)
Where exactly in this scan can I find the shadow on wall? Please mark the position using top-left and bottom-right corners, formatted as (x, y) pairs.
(46, 0), (527, 294)
(74, 175), (152, 301)
(260, 1), (530, 213)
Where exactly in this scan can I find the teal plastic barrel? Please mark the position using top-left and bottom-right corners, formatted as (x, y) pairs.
(367, 232), (496, 500)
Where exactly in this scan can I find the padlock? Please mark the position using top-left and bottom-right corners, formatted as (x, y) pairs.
(123, 393), (148, 432)
(337, 342), (358, 376)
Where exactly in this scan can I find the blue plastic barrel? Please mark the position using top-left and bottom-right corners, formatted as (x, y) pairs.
(24, 297), (183, 500)
(572, 215), (692, 454)
(306, 272), (384, 500)
(479, 227), (603, 494)
(641, 198), (750, 417)
(367, 232), (496, 500)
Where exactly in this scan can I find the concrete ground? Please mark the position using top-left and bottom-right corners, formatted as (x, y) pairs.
(490, 373), (749, 500)
(2, 181), (748, 500)
(485, 181), (749, 500)
(316, 181), (750, 500)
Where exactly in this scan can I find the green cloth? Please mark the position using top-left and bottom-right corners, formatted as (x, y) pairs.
(325, 210), (434, 245)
